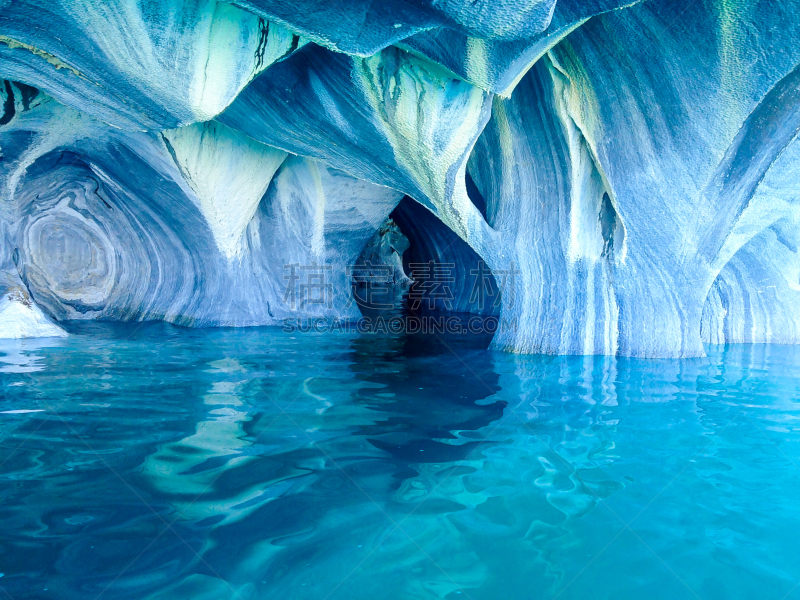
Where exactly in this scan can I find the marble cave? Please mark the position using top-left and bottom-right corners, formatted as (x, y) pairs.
(3, 2), (800, 599)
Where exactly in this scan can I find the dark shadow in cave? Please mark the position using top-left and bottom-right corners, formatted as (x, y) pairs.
(390, 193), (500, 317)
(465, 171), (489, 221)
(350, 192), (501, 319)
(348, 186), (501, 347)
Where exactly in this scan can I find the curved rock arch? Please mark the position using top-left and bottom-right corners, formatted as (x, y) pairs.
(702, 213), (800, 346)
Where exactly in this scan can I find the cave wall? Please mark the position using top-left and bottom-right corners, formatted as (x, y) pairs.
(0, 88), (402, 334)
(702, 213), (800, 346)
(1, 0), (799, 356)
(469, 0), (800, 357)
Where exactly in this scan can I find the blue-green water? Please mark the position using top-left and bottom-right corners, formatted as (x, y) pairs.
(2, 323), (800, 600)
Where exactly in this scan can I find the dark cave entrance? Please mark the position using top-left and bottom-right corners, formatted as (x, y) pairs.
(351, 175), (500, 327)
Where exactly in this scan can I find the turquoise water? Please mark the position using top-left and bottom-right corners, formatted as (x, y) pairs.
(2, 323), (800, 600)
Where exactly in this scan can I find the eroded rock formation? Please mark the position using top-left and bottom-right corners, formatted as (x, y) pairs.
(1, 0), (799, 357)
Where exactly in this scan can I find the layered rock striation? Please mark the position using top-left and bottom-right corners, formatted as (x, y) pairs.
(1, 0), (798, 357)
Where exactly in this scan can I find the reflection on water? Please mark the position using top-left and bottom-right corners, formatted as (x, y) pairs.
(1, 323), (800, 599)
(0, 338), (66, 374)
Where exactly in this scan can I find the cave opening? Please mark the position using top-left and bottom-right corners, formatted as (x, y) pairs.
(350, 176), (500, 336)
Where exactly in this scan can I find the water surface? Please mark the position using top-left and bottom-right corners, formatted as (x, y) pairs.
(1, 323), (800, 599)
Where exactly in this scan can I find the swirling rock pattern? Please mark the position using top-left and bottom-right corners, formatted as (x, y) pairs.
(162, 121), (288, 260)
(470, 0), (800, 357)
(398, 0), (641, 95)
(702, 214), (800, 345)
(1, 0), (799, 357)
(1, 94), (400, 326)
(0, 0), (307, 129)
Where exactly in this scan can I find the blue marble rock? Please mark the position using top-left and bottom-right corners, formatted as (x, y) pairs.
(1, 0), (799, 357)
(398, 0), (644, 95)
(1, 92), (400, 326)
(353, 219), (412, 288)
(0, 0), (307, 129)
(228, 0), (559, 56)
(470, 0), (800, 357)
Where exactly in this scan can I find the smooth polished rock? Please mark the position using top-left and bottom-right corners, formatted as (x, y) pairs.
(469, 0), (800, 357)
(398, 0), (644, 95)
(0, 290), (67, 338)
(162, 121), (288, 260)
(2, 0), (800, 357)
(9, 145), (401, 326)
(702, 213), (800, 346)
(226, 0), (558, 56)
(220, 44), (498, 262)
(0, 0), (306, 129)
(0, 86), (402, 332)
